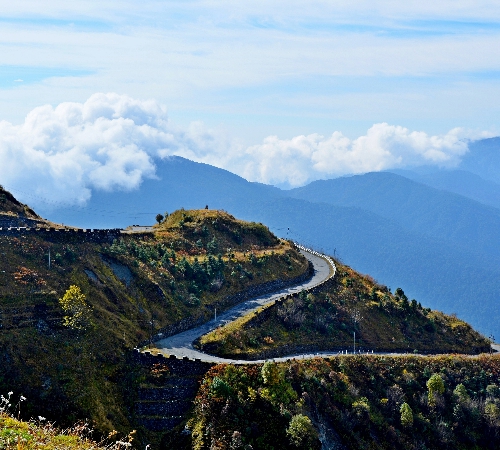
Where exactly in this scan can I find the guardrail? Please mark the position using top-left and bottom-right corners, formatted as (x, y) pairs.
(293, 242), (336, 281)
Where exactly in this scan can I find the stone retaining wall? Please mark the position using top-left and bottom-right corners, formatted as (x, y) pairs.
(0, 226), (123, 243)
(0, 216), (43, 229)
(132, 350), (215, 432)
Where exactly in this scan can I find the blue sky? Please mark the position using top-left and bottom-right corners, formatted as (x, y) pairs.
(0, 1), (499, 202)
(1, 1), (499, 140)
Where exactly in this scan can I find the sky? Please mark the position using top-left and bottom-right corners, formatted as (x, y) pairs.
(1, 1), (499, 205)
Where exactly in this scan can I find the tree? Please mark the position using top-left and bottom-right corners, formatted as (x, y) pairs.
(453, 383), (470, 403)
(400, 402), (413, 427)
(286, 414), (318, 449)
(261, 361), (281, 385)
(487, 384), (500, 399)
(155, 213), (164, 224)
(427, 373), (445, 407)
(352, 397), (370, 424)
(484, 402), (500, 426)
(59, 285), (93, 330)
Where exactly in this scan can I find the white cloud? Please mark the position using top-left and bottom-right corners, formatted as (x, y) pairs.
(0, 94), (493, 206)
(0, 93), (169, 205)
(1, 0), (500, 142)
(239, 124), (486, 187)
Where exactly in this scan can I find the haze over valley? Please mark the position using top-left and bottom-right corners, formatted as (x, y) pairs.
(2, 2), (500, 449)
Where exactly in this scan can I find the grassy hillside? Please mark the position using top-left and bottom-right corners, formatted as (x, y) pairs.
(0, 185), (39, 219)
(197, 260), (490, 359)
(41, 155), (500, 340)
(186, 355), (500, 450)
(0, 202), (308, 439)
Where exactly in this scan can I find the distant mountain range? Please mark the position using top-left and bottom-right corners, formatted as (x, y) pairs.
(35, 137), (500, 338)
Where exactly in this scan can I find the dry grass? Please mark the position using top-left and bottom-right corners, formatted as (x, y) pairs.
(0, 393), (140, 450)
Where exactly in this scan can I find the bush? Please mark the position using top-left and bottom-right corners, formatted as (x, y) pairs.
(427, 373), (445, 407)
(400, 402), (413, 427)
(58, 285), (93, 330)
(453, 383), (470, 403)
(286, 414), (318, 449)
(210, 377), (233, 399)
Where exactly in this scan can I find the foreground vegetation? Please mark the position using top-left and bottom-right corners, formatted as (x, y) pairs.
(0, 196), (307, 442)
(198, 260), (490, 358)
(1, 188), (496, 449)
(187, 354), (500, 450)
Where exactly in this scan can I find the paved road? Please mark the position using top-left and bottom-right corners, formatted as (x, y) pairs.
(152, 247), (498, 363)
(153, 249), (333, 363)
(122, 226), (155, 233)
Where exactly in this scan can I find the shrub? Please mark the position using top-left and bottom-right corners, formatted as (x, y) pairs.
(261, 361), (281, 386)
(453, 383), (470, 403)
(286, 414), (318, 449)
(352, 397), (370, 423)
(427, 373), (445, 407)
(484, 402), (500, 425)
(59, 285), (93, 330)
(400, 402), (413, 427)
(210, 377), (233, 399)
(486, 384), (500, 399)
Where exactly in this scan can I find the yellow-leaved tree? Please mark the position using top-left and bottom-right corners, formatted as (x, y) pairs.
(59, 285), (93, 330)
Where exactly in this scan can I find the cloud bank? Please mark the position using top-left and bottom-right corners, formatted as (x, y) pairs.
(0, 93), (488, 206)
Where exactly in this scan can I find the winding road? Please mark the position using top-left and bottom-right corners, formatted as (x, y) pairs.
(153, 247), (335, 363)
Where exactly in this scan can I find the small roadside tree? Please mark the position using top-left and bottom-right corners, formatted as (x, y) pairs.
(156, 213), (164, 224)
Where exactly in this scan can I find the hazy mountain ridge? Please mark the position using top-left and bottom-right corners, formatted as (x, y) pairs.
(389, 169), (500, 210)
(287, 172), (500, 266)
(26, 138), (500, 338)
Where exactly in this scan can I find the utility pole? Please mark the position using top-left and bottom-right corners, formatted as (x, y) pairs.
(353, 331), (356, 354)
(48, 248), (51, 269)
(215, 307), (217, 322)
(149, 318), (154, 349)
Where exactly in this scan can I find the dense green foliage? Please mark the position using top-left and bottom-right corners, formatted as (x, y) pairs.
(188, 355), (500, 450)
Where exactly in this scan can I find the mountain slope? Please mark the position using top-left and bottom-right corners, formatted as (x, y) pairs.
(238, 195), (500, 337)
(198, 257), (489, 359)
(188, 355), (500, 450)
(390, 169), (500, 210)
(38, 157), (283, 229)
(287, 172), (500, 266)
(0, 199), (308, 438)
(460, 136), (500, 183)
(22, 152), (500, 338)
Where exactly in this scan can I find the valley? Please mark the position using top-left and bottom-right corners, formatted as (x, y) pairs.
(0, 186), (498, 449)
